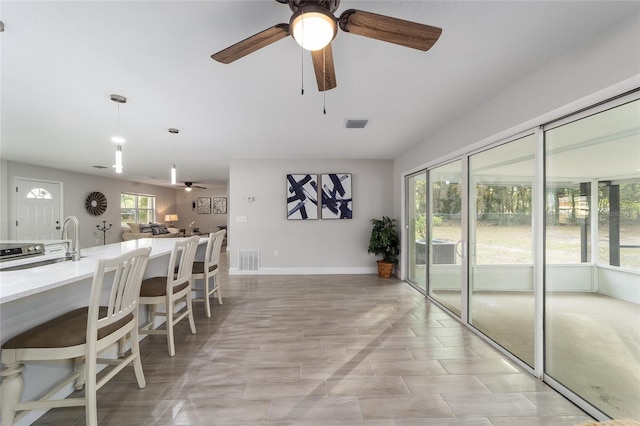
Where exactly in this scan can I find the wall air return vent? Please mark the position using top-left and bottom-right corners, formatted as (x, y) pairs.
(345, 119), (368, 129)
(238, 249), (260, 271)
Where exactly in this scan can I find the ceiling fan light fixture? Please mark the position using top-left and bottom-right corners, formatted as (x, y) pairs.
(290, 6), (337, 51)
(185, 186), (192, 192)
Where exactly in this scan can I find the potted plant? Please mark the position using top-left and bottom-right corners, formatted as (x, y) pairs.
(368, 216), (400, 278)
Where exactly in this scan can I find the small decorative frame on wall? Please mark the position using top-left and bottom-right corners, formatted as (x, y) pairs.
(213, 197), (227, 214)
(286, 174), (318, 220)
(196, 197), (211, 214)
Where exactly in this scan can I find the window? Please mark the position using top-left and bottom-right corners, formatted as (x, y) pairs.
(121, 193), (156, 226)
(26, 188), (53, 199)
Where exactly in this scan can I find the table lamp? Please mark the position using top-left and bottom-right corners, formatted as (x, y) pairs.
(164, 214), (179, 227)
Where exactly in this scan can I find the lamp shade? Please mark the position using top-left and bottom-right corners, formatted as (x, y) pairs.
(164, 214), (179, 222)
(290, 6), (337, 51)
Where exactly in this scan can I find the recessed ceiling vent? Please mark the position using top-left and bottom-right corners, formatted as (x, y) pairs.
(345, 119), (368, 129)
(92, 165), (108, 169)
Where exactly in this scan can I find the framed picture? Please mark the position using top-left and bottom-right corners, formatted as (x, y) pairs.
(196, 197), (211, 214)
(213, 197), (227, 214)
(321, 173), (352, 219)
(286, 174), (318, 220)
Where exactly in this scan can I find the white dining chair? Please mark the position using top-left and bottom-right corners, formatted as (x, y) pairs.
(138, 236), (199, 357)
(191, 229), (226, 317)
(0, 247), (151, 425)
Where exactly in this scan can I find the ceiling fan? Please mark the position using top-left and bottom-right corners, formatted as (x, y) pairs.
(183, 182), (207, 192)
(211, 0), (442, 92)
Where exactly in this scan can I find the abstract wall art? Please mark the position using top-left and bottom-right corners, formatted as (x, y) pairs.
(286, 174), (318, 220)
(196, 197), (211, 214)
(213, 197), (227, 214)
(321, 173), (353, 219)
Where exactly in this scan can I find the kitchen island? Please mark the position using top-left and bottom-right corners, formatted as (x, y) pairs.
(0, 237), (206, 425)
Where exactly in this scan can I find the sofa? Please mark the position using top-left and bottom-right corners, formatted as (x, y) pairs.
(122, 222), (185, 241)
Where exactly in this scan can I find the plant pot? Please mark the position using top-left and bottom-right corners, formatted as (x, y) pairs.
(377, 260), (394, 278)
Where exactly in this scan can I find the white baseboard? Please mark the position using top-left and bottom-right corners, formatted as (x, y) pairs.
(229, 266), (377, 275)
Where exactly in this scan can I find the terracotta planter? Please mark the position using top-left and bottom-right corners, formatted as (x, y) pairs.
(377, 260), (394, 278)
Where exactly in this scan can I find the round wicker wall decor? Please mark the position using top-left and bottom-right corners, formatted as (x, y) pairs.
(85, 192), (107, 216)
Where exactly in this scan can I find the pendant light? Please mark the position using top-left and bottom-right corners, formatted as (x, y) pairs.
(115, 145), (123, 174)
(169, 128), (179, 185)
(110, 94), (127, 174)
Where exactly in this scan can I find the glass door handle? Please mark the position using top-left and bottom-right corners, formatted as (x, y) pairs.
(456, 240), (466, 258)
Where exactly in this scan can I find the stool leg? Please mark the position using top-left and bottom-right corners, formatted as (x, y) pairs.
(1, 360), (25, 426)
(204, 275), (211, 318)
(129, 328), (146, 389)
(166, 295), (175, 357)
(148, 305), (157, 330)
(117, 336), (126, 358)
(74, 356), (86, 390)
(186, 285), (197, 335)
(84, 354), (98, 426)
(215, 276), (223, 305)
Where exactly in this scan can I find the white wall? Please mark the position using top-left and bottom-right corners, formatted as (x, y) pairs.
(1, 160), (178, 248)
(392, 10), (640, 278)
(0, 159), (9, 238)
(228, 159), (394, 274)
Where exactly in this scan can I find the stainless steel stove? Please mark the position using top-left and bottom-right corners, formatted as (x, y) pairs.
(0, 242), (45, 262)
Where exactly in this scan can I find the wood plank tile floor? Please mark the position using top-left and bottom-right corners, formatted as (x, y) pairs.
(32, 254), (594, 425)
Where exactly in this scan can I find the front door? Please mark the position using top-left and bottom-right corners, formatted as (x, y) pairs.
(15, 178), (63, 240)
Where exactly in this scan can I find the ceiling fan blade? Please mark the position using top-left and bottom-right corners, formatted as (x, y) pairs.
(183, 181), (207, 190)
(211, 24), (290, 64)
(339, 9), (442, 52)
(310, 43), (337, 92)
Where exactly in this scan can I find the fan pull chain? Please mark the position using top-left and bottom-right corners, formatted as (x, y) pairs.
(300, 10), (305, 95)
(323, 47), (327, 115)
(323, 93), (326, 115)
(300, 45), (304, 95)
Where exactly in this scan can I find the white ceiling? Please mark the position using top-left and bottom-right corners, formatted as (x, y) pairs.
(1, 1), (639, 187)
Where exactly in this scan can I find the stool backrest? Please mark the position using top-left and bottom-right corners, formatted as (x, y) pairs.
(87, 247), (151, 344)
(171, 236), (200, 288)
(204, 229), (226, 269)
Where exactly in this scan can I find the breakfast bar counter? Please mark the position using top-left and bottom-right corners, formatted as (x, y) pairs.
(0, 237), (205, 425)
(0, 238), (198, 305)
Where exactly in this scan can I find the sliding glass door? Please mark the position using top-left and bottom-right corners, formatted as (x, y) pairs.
(468, 134), (536, 366)
(428, 161), (463, 316)
(403, 91), (639, 421)
(545, 98), (640, 419)
(406, 172), (427, 291)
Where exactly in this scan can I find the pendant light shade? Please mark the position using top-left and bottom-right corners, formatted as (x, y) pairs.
(171, 164), (177, 185)
(114, 145), (123, 174)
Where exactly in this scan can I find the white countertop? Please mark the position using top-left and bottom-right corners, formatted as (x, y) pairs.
(0, 237), (205, 305)
(0, 239), (69, 244)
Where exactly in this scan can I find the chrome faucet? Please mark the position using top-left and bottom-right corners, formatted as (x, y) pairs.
(62, 216), (81, 261)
